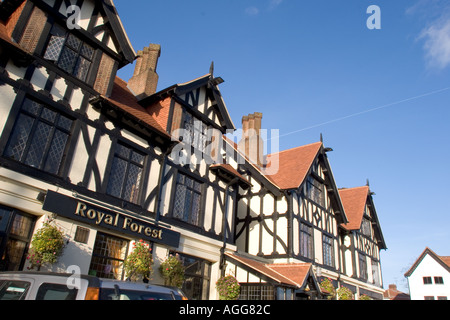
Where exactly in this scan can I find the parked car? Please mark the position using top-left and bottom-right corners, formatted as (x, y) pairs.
(0, 271), (187, 300)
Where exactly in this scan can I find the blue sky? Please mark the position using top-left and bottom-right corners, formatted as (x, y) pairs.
(115, 0), (450, 293)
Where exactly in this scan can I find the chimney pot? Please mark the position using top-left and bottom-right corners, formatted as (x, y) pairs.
(127, 44), (161, 99)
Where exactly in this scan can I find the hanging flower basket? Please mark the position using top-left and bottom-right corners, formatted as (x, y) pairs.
(123, 240), (153, 282)
(216, 275), (240, 300)
(319, 278), (336, 300)
(337, 286), (354, 300)
(27, 221), (65, 271)
(159, 254), (185, 288)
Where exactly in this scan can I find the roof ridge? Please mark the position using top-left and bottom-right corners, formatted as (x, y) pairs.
(266, 141), (322, 157)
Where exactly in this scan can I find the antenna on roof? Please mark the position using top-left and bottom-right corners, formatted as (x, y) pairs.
(366, 179), (370, 187)
(320, 133), (323, 143)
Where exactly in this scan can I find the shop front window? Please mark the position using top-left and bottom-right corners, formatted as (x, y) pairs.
(0, 207), (35, 272)
(89, 232), (128, 280)
(172, 252), (211, 300)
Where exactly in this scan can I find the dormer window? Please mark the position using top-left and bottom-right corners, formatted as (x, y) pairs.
(44, 24), (94, 82)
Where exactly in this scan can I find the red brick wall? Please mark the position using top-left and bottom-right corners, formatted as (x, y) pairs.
(18, 5), (47, 53)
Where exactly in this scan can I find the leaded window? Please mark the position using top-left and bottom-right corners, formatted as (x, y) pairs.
(172, 173), (202, 226)
(4, 98), (73, 175)
(300, 223), (313, 259)
(44, 24), (94, 82)
(359, 253), (368, 280)
(183, 113), (209, 152)
(306, 176), (324, 206)
(88, 232), (128, 280)
(322, 234), (334, 267)
(239, 285), (275, 300)
(106, 144), (145, 204)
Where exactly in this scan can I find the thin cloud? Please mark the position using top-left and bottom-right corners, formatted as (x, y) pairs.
(408, 0), (450, 70)
(419, 14), (450, 70)
(268, 0), (283, 11)
(245, 6), (259, 16)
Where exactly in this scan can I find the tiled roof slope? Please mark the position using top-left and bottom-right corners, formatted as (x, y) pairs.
(339, 186), (370, 231)
(264, 142), (322, 190)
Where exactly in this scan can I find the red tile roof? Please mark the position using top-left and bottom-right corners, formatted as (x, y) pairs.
(339, 186), (369, 231)
(264, 142), (322, 190)
(225, 252), (314, 289)
(383, 284), (410, 300)
(101, 77), (170, 138)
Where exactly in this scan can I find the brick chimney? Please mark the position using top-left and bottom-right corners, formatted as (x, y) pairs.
(238, 112), (264, 167)
(127, 44), (161, 99)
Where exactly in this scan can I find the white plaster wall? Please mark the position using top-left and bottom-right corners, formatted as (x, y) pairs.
(408, 254), (450, 300)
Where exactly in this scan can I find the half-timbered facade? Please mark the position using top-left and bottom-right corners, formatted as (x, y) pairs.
(223, 114), (387, 300)
(0, 0), (387, 301)
(0, 0), (243, 300)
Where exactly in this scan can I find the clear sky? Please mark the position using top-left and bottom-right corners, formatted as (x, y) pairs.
(115, 0), (450, 293)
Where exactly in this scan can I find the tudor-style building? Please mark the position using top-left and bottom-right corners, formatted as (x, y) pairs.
(0, 0), (244, 300)
(223, 114), (387, 300)
(0, 0), (387, 301)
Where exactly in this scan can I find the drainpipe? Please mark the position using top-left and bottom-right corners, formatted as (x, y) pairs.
(220, 177), (239, 274)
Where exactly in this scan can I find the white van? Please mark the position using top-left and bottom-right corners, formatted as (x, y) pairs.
(0, 271), (186, 300)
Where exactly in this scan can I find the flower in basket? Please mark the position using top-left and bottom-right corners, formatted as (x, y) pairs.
(337, 285), (354, 300)
(123, 240), (153, 282)
(319, 278), (336, 300)
(159, 254), (185, 288)
(27, 221), (65, 271)
(216, 275), (240, 300)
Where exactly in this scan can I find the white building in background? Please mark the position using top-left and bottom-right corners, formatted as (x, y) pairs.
(405, 247), (450, 300)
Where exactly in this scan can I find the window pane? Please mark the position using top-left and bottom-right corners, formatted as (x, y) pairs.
(21, 99), (42, 116)
(106, 157), (127, 198)
(173, 184), (186, 220)
(24, 121), (51, 168)
(74, 56), (91, 81)
(44, 35), (65, 61)
(80, 43), (94, 60)
(66, 34), (81, 50)
(5, 114), (34, 161)
(57, 115), (73, 131)
(122, 163), (142, 204)
(58, 47), (78, 74)
(44, 130), (69, 174)
(41, 108), (57, 123)
(0, 281), (30, 300)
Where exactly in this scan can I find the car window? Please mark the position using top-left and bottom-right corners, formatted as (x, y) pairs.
(99, 288), (174, 300)
(36, 283), (78, 300)
(0, 280), (31, 300)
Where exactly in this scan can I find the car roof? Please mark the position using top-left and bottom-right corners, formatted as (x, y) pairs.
(98, 279), (175, 293)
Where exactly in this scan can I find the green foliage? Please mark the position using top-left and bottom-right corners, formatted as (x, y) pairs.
(216, 275), (240, 300)
(319, 278), (336, 300)
(359, 294), (372, 300)
(27, 221), (65, 271)
(337, 286), (354, 300)
(159, 254), (185, 288)
(123, 240), (153, 281)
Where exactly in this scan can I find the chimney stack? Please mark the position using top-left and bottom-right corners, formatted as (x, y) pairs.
(128, 44), (161, 99)
(238, 112), (264, 167)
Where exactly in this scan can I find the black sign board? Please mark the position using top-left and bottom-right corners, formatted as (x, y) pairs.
(43, 190), (180, 248)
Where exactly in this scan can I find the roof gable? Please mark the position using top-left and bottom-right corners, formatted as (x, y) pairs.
(404, 247), (450, 277)
(264, 142), (322, 190)
(142, 73), (235, 133)
(90, 0), (136, 65)
(339, 186), (369, 231)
